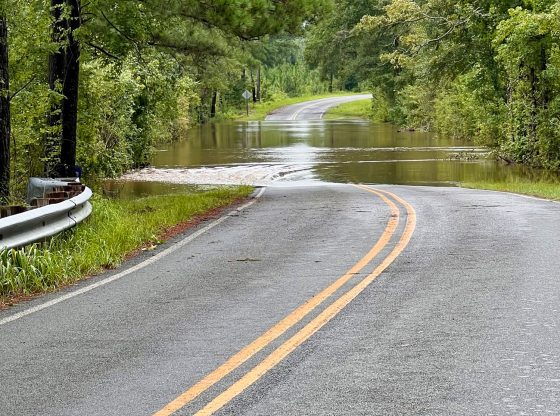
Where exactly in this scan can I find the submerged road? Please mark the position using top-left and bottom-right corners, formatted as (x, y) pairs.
(2, 99), (560, 416)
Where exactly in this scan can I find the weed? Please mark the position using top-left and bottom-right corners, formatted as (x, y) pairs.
(0, 186), (253, 302)
(462, 180), (560, 201)
(323, 99), (374, 120)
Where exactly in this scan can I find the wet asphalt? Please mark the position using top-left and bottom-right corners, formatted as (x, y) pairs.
(265, 95), (372, 121)
(2, 97), (560, 415)
(1, 184), (560, 415)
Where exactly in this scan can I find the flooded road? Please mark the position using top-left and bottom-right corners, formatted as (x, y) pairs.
(121, 119), (557, 188)
(9, 98), (560, 416)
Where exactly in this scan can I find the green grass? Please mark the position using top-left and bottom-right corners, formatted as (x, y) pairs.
(323, 99), (373, 120)
(236, 92), (366, 121)
(461, 180), (560, 201)
(0, 186), (253, 303)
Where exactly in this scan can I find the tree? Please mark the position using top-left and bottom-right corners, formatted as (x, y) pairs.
(47, 0), (81, 177)
(1, 0), (334, 198)
(0, 11), (10, 201)
(45, 0), (65, 176)
(355, 1), (559, 156)
(59, 0), (81, 176)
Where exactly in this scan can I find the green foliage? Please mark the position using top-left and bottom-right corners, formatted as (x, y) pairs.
(462, 179), (560, 201)
(243, 37), (332, 102)
(323, 99), (373, 120)
(306, 0), (386, 91)
(0, 186), (253, 300)
(311, 0), (560, 170)
(433, 67), (506, 145)
(78, 59), (140, 178)
(393, 84), (435, 130)
(2, 0), (328, 199)
(262, 62), (329, 98)
(492, 3), (560, 167)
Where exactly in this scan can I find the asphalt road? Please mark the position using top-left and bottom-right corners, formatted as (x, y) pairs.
(264, 94), (372, 121)
(1, 98), (560, 415)
(1, 184), (560, 415)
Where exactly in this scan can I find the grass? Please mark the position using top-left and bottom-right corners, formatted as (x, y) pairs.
(461, 180), (560, 201)
(0, 186), (253, 304)
(236, 92), (366, 121)
(323, 99), (373, 120)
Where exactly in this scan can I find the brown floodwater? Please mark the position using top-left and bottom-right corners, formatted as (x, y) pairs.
(108, 119), (560, 197)
(142, 120), (557, 186)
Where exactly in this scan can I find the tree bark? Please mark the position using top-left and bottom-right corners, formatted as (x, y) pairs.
(45, 0), (65, 176)
(59, 0), (81, 177)
(256, 67), (261, 102)
(0, 15), (10, 201)
(529, 66), (538, 142)
(540, 44), (550, 109)
(250, 69), (256, 103)
(210, 91), (217, 118)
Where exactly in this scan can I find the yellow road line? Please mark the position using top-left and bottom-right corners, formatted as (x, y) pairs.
(289, 100), (327, 120)
(153, 187), (399, 416)
(195, 186), (416, 415)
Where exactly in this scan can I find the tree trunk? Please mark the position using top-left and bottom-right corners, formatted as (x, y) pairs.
(529, 66), (537, 142)
(0, 15), (10, 202)
(329, 72), (334, 93)
(210, 91), (217, 118)
(250, 69), (256, 103)
(59, 0), (81, 177)
(256, 67), (261, 102)
(540, 45), (550, 109)
(46, 0), (65, 176)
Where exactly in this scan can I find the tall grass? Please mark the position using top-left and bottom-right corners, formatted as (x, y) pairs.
(461, 181), (560, 201)
(0, 186), (253, 301)
(323, 99), (374, 120)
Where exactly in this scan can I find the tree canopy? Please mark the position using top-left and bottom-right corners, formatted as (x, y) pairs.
(0, 0), (329, 202)
(306, 0), (560, 168)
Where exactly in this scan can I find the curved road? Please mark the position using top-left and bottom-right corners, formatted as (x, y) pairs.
(1, 101), (560, 416)
(265, 94), (372, 121)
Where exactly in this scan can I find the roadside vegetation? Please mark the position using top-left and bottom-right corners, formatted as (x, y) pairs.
(323, 99), (373, 120)
(0, 1), (332, 203)
(462, 181), (560, 201)
(2, 1), (559, 204)
(2, 1), (559, 306)
(0, 186), (252, 305)
(306, 1), (560, 171)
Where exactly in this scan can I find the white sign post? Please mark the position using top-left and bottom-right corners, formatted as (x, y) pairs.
(242, 90), (252, 116)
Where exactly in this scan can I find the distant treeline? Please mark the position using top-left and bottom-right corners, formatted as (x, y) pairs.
(0, 0), (330, 202)
(306, 0), (560, 169)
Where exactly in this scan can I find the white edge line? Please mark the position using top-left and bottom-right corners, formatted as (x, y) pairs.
(265, 95), (370, 121)
(0, 187), (267, 327)
(294, 95), (372, 121)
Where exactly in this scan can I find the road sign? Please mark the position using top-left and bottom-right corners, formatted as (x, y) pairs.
(242, 90), (252, 116)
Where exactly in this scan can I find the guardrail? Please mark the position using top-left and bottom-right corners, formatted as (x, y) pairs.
(0, 186), (93, 250)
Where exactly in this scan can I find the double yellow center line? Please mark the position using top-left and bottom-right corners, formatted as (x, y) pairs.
(154, 185), (416, 415)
